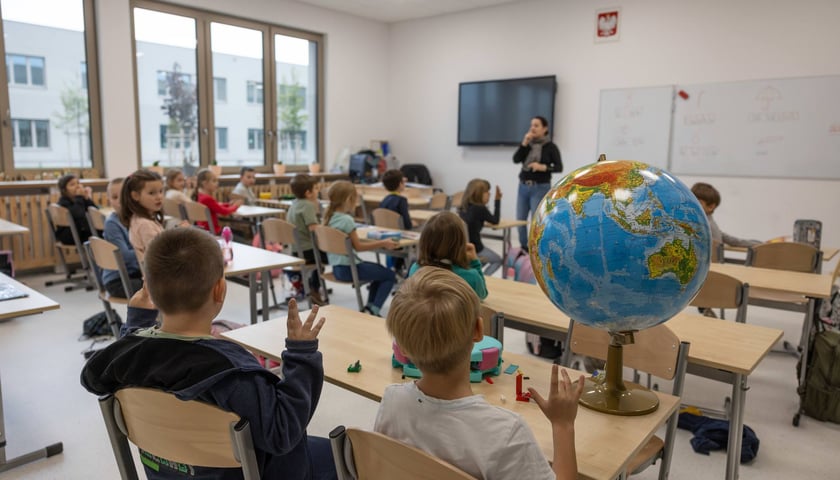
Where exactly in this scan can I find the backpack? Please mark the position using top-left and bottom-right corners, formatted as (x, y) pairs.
(505, 248), (564, 359)
(818, 285), (840, 327)
(799, 328), (840, 423)
(82, 311), (120, 338)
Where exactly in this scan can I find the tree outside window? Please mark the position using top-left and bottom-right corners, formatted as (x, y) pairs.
(277, 71), (307, 164)
(160, 62), (197, 167)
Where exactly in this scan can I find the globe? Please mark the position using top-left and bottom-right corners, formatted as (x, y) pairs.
(529, 160), (711, 332)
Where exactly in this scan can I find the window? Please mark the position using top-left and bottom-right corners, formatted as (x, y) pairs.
(5, 54), (45, 86)
(247, 128), (263, 150)
(278, 84), (305, 109)
(80, 62), (87, 90)
(159, 124), (191, 149)
(157, 69), (193, 97)
(215, 127), (227, 150)
(13, 119), (50, 148)
(246, 81), (262, 104)
(213, 77), (226, 102)
(275, 33), (319, 166)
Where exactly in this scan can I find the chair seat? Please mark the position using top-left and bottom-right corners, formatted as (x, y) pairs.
(99, 291), (129, 305)
(627, 435), (664, 474)
(748, 287), (808, 306)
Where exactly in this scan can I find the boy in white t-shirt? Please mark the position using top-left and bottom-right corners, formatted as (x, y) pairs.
(375, 267), (584, 480)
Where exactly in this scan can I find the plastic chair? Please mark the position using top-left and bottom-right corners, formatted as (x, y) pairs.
(312, 225), (371, 311)
(182, 200), (216, 231)
(98, 388), (260, 480)
(449, 191), (464, 211)
(568, 321), (689, 479)
(428, 192), (450, 211)
(85, 237), (136, 337)
(371, 208), (404, 230)
(163, 198), (186, 221)
(44, 204), (93, 292)
(86, 206), (107, 236)
(260, 218), (320, 308)
(329, 426), (473, 480)
(690, 270), (750, 323)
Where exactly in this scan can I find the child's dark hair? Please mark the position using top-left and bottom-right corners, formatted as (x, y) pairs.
(417, 211), (470, 270)
(119, 169), (164, 227)
(240, 166), (255, 177)
(691, 182), (721, 207)
(57, 174), (78, 198)
(192, 169), (214, 201)
(460, 178), (491, 212)
(290, 174), (316, 199)
(382, 169), (404, 192)
(145, 228), (224, 315)
(164, 168), (183, 191)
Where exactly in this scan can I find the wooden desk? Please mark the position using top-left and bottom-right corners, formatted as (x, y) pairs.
(482, 276), (782, 480)
(232, 205), (285, 219)
(0, 219), (29, 239)
(362, 193), (431, 208)
(724, 244), (839, 265)
(0, 273), (62, 473)
(222, 305), (679, 480)
(226, 243), (304, 324)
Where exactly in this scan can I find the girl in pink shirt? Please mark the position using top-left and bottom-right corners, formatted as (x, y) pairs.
(120, 170), (166, 265)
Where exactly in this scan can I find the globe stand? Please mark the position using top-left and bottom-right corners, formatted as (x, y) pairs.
(579, 331), (659, 416)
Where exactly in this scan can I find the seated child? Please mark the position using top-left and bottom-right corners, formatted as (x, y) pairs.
(459, 178), (503, 276)
(408, 211), (487, 299)
(164, 168), (190, 203)
(378, 169), (413, 275)
(232, 166), (258, 206)
(376, 268), (584, 480)
(193, 168), (242, 235)
(287, 174), (327, 305)
(101, 177), (143, 298)
(81, 228), (336, 479)
(55, 173), (98, 245)
(120, 170), (166, 265)
(691, 182), (760, 248)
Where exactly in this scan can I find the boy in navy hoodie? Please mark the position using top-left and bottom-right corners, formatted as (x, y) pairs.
(81, 228), (335, 479)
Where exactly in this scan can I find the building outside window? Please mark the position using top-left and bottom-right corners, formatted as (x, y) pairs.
(215, 127), (227, 150)
(214, 77), (226, 102)
(247, 128), (263, 150)
(6, 54), (45, 86)
(13, 119), (50, 148)
(246, 80), (262, 104)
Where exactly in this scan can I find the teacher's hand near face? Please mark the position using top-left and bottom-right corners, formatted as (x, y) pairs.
(522, 131), (534, 146)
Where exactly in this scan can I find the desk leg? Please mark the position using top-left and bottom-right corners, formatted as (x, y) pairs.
(261, 269), (270, 323)
(249, 272), (257, 325)
(501, 229), (510, 279)
(0, 375), (63, 473)
(725, 373), (747, 480)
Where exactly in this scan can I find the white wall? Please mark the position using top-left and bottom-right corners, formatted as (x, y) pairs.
(95, 0), (390, 177)
(386, 0), (840, 249)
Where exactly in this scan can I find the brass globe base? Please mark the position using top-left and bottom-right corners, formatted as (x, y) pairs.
(579, 379), (659, 416)
(577, 331), (660, 416)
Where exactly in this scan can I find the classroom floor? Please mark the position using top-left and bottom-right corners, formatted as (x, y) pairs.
(1, 243), (838, 479)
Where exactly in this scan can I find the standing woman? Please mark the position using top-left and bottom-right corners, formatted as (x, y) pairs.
(512, 116), (562, 251)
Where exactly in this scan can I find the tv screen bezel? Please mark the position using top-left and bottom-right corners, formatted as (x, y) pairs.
(457, 75), (557, 147)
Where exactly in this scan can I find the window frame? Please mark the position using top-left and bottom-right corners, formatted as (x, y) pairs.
(0, 0), (104, 176)
(130, 0), (324, 173)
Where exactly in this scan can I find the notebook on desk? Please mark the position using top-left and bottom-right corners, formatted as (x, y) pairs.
(0, 282), (28, 302)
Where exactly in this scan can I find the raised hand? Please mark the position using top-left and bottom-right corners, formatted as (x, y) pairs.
(286, 299), (325, 341)
(528, 365), (585, 428)
(522, 131), (533, 146)
(495, 185), (503, 200)
(465, 242), (478, 261)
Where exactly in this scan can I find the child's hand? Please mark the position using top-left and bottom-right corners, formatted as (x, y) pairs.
(465, 242), (478, 261)
(380, 238), (400, 250)
(286, 299), (325, 341)
(231, 199), (244, 207)
(128, 283), (156, 310)
(495, 186), (503, 200)
(528, 365), (585, 429)
(83, 186), (93, 199)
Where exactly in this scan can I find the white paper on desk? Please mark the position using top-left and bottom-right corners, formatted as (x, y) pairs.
(0, 282), (28, 301)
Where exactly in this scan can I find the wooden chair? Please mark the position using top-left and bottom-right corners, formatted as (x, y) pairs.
(371, 208), (404, 230)
(44, 203), (93, 292)
(85, 237), (138, 337)
(260, 218), (320, 308)
(86, 206), (107, 236)
(163, 198), (186, 221)
(182, 200), (216, 231)
(479, 304), (505, 342)
(690, 270), (750, 323)
(568, 321), (689, 479)
(98, 388), (260, 480)
(428, 192), (450, 211)
(449, 191), (464, 211)
(329, 426), (473, 480)
(312, 225), (371, 311)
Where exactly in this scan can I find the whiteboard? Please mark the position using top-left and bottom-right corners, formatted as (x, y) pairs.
(597, 86), (674, 168)
(669, 76), (840, 178)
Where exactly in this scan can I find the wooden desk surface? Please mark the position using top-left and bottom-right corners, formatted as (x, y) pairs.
(231, 205), (285, 218)
(724, 244), (839, 261)
(356, 226), (420, 249)
(0, 273), (59, 320)
(484, 277), (783, 375)
(709, 263), (833, 299)
(408, 209), (528, 231)
(225, 242), (304, 276)
(222, 305), (679, 480)
(0, 218), (29, 237)
(362, 193), (431, 208)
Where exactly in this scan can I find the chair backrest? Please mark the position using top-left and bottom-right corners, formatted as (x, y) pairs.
(312, 225), (353, 257)
(690, 270), (750, 323)
(261, 218), (299, 254)
(47, 203), (90, 269)
(428, 192), (449, 210)
(371, 208), (404, 230)
(47, 203), (72, 228)
(330, 426), (473, 480)
(99, 388), (259, 478)
(182, 200), (215, 228)
(86, 236), (137, 298)
(87, 206), (107, 232)
(746, 241), (820, 273)
(570, 322), (685, 381)
(449, 191), (464, 210)
(163, 198), (185, 220)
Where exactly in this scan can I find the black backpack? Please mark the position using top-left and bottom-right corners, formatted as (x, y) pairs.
(82, 311), (121, 338)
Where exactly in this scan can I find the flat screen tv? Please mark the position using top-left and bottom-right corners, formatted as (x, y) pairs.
(458, 75), (556, 146)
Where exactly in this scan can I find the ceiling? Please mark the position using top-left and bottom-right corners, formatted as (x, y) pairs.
(293, 0), (525, 23)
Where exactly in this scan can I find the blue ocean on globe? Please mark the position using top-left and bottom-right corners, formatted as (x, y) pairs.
(528, 160), (711, 331)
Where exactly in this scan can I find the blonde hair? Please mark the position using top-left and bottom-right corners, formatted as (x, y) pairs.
(323, 181), (357, 225)
(460, 178), (490, 212)
(417, 211), (470, 269)
(164, 168), (183, 191)
(386, 268), (479, 374)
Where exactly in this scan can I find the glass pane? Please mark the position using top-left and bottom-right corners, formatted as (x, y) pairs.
(3, 0), (91, 168)
(275, 33), (317, 166)
(134, 8), (198, 168)
(211, 22), (263, 167)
